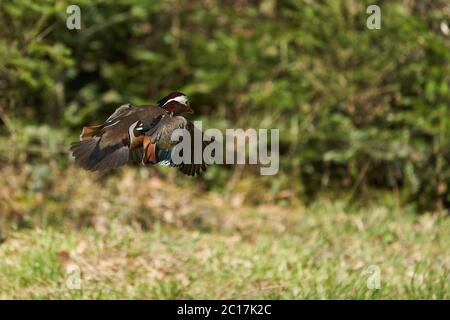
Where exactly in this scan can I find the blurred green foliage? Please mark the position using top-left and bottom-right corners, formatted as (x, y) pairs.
(0, 0), (449, 209)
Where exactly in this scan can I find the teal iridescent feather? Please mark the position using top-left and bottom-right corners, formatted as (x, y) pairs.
(156, 146), (172, 166)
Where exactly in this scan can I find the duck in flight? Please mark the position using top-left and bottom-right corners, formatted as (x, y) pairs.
(70, 92), (211, 176)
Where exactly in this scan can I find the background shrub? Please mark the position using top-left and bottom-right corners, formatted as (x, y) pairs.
(0, 0), (449, 209)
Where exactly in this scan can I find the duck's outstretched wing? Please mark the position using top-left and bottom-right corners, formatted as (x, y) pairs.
(71, 104), (142, 171)
(79, 103), (135, 141)
(70, 136), (130, 171)
(142, 116), (213, 176)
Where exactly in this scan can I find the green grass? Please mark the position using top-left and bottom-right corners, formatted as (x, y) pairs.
(1, 197), (448, 299)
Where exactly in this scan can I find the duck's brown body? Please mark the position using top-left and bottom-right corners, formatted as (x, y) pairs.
(70, 93), (210, 176)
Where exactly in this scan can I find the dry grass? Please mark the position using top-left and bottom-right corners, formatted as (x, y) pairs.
(0, 165), (449, 299)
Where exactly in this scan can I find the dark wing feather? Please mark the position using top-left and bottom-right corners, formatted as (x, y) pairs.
(146, 117), (212, 176)
(70, 137), (129, 171)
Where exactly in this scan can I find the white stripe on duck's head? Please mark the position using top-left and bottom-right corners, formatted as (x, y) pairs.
(157, 92), (193, 115)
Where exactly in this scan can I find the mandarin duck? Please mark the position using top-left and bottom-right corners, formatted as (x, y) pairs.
(70, 92), (211, 176)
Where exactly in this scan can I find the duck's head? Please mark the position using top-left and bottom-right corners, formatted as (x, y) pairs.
(157, 92), (193, 115)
